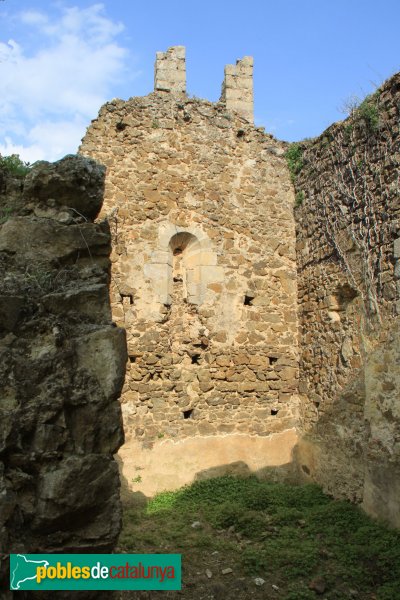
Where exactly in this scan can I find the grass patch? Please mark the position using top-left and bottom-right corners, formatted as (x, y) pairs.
(120, 476), (400, 599)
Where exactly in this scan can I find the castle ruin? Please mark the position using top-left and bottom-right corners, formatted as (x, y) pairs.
(80, 47), (400, 528)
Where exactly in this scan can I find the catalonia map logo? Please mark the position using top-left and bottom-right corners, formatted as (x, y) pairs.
(10, 554), (181, 591)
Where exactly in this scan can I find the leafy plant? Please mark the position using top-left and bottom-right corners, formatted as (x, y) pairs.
(341, 90), (381, 135)
(356, 92), (381, 132)
(0, 206), (16, 224)
(295, 190), (305, 207)
(285, 143), (304, 181)
(0, 154), (30, 177)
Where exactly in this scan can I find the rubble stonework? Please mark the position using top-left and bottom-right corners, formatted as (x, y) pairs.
(294, 73), (400, 527)
(0, 155), (127, 595)
(80, 45), (400, 526)
(80, 52), (299, 492)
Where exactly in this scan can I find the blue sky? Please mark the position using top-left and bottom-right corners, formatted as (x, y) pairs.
(1, 0), (399, 162)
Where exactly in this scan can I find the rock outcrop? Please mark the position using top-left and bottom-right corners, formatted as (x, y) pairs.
(0, 155), (127, 595)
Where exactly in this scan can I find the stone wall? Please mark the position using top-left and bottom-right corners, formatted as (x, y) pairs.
(0, 156), (127, 595)
(154, 46), (186, 94)
(220, 56), (254, 123)
(80, 53), (299, 493)
(294, 73), (400, 527)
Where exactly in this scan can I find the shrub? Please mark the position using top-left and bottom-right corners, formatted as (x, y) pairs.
(295, 190), (305, 207)
(285, 143), (304, 181)
(0, 154), (31, 177)
(356, 93), (381, 132)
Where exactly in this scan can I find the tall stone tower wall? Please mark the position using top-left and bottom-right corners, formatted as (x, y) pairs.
(80, 49), (298, 495)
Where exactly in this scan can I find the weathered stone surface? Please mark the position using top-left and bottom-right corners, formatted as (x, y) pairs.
(220, 56), (254, 123)
(79, 46), (299, 496)
(80, 65), (299, 452)
(0, 156), (126, 593)
(295, 72), (400, 527)
(23, 154), (105, 219)
(0, 218), (110, 261)
(154, 46), (186, 94)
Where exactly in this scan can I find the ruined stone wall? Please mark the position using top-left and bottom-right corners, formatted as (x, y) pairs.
(0, 156), (126, 595)
(294, 73), (400, 527)
(220, 56), (254, 123)
(154, 46), (186, 94)
(80, 80), (298, 491)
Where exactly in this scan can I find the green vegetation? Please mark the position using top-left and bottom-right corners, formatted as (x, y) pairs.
(356, 91), (381, 133)
(285, 143), (304, 182)
(295, 190), (305, 207)
(121, 475), (400, 599)
(344, 123), (354, 142)
(0, 154), (31, 177)
(342, 90), (381, 136)
(0, 263), (80, 297)
(0, 206), (16, 224)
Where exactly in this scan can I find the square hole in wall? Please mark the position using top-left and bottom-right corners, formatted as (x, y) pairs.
(271, 408), (279, 416)
(269, 356), (278, 365)
(244, 295), (255, 306)
(183, 409), (194, 419)
(120, 293), (134, 305)
(191, 354), (201, 364)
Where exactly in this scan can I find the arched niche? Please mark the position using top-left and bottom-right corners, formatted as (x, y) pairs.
(168, 232), (202, 305)
(146, 224), (224, 307)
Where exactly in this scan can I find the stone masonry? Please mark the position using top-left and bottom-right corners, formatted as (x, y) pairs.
(80, 45), (400, 525)
(80, 47), (298, 494)
(154, 46), (186, 94)
(294, 73), (400, 527)
(220, 56), (254, 123)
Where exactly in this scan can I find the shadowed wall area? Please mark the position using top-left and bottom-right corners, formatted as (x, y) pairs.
(294, 73), (400, 527)
(0, 155), (127, 597)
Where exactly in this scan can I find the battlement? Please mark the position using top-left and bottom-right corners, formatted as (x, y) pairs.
(154, 46), (186, 94)
(154, 46), (254, 123)
(220, 56), (254, 124)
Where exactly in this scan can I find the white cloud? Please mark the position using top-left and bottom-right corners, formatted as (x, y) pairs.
(0, 137), (44, 165)
(0, 4), (131, 162)
(19, 10), (50, 27)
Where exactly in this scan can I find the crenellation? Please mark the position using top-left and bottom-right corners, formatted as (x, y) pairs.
(221, 56), (254, 123)
(154, 45), (186, 94)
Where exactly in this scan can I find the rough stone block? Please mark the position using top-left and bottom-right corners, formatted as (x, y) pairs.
(394, 238), (400, 259)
